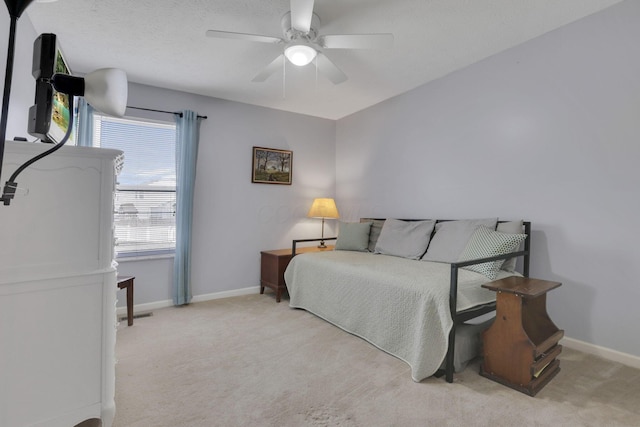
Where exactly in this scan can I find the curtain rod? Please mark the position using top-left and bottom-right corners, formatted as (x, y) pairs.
(127, 106), (208, 120)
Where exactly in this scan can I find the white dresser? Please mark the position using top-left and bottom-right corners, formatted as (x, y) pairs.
(0, 141), (122, 427)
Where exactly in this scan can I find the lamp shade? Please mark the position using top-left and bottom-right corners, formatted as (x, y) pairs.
(284, 44), (317, 66)
(307, 198), (339, 219)
(83, 68), (128, 117)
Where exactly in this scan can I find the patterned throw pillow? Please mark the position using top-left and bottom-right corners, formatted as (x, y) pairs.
(458, 226), (527, 279)
(496, 220), (524, 272)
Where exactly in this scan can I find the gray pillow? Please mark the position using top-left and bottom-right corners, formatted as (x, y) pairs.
(361, 218), (385, 252)
(496, 220), (524, 272)
(374, 219), (436, 260)
(335, 221), (372, 252)
(422, 218), (498, 263)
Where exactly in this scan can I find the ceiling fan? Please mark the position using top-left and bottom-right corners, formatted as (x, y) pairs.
(205, 0), (393, 85)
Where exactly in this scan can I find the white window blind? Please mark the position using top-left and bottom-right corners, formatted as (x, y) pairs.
(93, 114), (177, 256)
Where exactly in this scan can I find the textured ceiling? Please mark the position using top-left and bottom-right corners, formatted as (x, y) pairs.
(25, 0), (623, 120)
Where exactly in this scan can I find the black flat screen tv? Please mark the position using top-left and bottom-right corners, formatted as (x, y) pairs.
(27, 33), (73, 144)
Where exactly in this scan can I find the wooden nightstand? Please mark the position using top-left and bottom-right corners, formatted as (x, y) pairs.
(480, 276), (564, 396)
(260, 245), (335, 302)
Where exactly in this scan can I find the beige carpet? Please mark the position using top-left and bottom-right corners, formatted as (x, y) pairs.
(113, 294), (640, 427)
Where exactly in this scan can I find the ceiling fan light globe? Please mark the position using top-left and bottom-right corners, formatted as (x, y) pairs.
(285, 44), (316, 66)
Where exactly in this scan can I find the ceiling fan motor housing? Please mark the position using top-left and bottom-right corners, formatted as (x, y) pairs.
(281, 12), (320, 42)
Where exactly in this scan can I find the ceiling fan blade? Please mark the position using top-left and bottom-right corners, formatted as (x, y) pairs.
(319, 34), (394, 49)
(290, 0), (315, 33)
(252, 54), (285, 82)
(315, 53), (347, 85)
(206, 30), (283, 44)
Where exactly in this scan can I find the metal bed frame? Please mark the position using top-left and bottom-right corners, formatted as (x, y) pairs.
(438, 220), (531, 382)
(291, 219), (531, 384)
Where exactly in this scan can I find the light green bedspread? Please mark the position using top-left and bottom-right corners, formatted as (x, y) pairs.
(285, 250), (512, 382)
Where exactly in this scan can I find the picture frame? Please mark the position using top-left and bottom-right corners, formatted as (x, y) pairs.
(252, 146), (292, 185)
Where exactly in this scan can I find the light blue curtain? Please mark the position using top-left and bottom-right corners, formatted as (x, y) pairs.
(173, 110), (201, 305)
(75, 98), (94, 146)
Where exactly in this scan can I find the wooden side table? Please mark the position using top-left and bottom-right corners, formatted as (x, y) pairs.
(480, 276), (564, 396)
(260, 245), (334, 302)
(117, 275), (135, 326)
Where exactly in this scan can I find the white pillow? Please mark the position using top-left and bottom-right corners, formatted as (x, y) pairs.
(335, 221), (372, 252)
(374, 219), (436, 260)
(422, 218), (498, 263)
(496, 220), (524, 272)
(458, 226), (527, 280)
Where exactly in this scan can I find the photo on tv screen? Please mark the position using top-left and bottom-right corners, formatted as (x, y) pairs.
(28, 33), (73, 144)
(48, 48), (72, 143)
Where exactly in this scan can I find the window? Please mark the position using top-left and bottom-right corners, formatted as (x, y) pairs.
(92, 114), (176, 257)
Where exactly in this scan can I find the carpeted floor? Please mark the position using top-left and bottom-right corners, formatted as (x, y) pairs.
(113, 294), (640, 427)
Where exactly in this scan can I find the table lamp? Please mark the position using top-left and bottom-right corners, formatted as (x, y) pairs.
(307, 197), (339, 248)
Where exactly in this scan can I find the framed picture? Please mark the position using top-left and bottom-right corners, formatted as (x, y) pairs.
(252, 147), (292, 185)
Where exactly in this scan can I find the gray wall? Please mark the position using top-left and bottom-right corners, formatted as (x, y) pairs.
(117, 83), (337, 305)
(336, 0), (640, 358)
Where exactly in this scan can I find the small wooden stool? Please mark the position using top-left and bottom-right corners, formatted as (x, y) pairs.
(480, 276), (563, 396)
(117, 275), (135, 326)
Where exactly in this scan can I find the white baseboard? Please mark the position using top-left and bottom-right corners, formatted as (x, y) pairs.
(116, 286), (261, 317)
(562, 336), (640, 370)
(191, 286), (261, 303)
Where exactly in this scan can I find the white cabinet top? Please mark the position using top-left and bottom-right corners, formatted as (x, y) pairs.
(0, 141), (123, 284)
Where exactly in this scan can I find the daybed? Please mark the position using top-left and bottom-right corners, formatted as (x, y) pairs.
(284, 218), (530, 383)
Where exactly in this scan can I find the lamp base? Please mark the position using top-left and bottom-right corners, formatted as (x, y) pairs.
(317, 242), (327, 249)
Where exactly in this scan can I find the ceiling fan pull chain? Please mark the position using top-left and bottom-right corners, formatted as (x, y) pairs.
(315, 58), (319, 91)
(282, 53), (286, 99)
